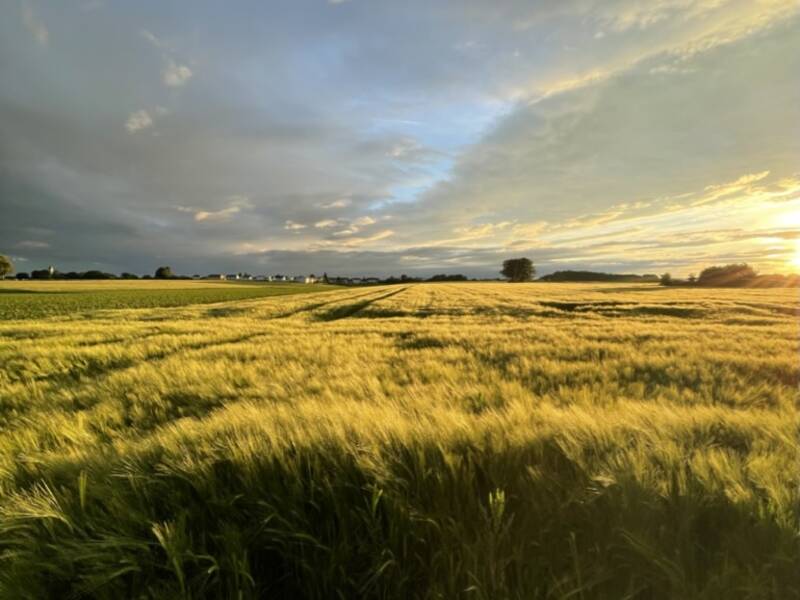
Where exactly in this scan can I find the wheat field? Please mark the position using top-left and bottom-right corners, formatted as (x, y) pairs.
(0, 282), (798, 598)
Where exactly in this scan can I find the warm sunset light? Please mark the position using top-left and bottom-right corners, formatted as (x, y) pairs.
(777, 210), (800, 229)
(1, 2), (799, 598)
(792, 238), (800, 268)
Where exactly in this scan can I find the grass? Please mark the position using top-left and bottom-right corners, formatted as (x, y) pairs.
(0, 282), (797, 598)
(0, 280), (340, 319)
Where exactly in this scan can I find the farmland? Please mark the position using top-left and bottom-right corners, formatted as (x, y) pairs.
(0, 280), (339, 319)
(0, 282), (798, 598)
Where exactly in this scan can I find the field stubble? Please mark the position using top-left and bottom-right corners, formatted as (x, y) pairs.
(0, 282), (797, 598)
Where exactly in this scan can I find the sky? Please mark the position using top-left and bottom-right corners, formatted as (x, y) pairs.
(2, 0), (799, 278)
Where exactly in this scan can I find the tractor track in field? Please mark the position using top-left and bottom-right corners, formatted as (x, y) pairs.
(3, 287), (406, 399)
(313, 287), (410, 321)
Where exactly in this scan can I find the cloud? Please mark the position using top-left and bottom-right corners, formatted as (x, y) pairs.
(352, 216), (376, 227)
(318, 198), (352, 209)
(692, 170), (771, 206)
(162, 60), (193, 87)
(596, 0), (715, 33)
(141, 30), (192, 89)
(322, 229), (395, 248)
(2, 1), (798, 277)
(140, 29), (167, 50)
(314, 219), (339, 228)
(21, 1), (48, 46)
(194, 208), (236, 222)
(125, 110), (153, 133)
(388, 138), (421, 158)
(181, 195), (252, 222)
(328, 215), (378, 237)
(16, 240), (50, 249)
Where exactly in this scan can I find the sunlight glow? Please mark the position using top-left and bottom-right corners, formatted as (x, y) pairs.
(776, 210), (800, 229)
(792, 239), (800, 268)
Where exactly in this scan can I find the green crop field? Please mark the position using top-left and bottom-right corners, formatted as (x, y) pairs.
(0, 282), (798, 598)
(0, 280), (340, 319)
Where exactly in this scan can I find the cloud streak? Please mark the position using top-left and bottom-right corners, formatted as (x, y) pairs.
(21, 1), (48, 46)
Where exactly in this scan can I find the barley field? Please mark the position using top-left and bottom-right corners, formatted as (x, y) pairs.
(0, 282), (798, 599)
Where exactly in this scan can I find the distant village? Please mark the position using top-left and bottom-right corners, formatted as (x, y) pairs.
(5, 264), (395, 285)
(204, 273), (383, 285)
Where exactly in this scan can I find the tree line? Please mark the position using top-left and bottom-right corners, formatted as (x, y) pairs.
(0, 260), (181, 281)
(659, 263), (800, 288)
(1, 253), (797, 287)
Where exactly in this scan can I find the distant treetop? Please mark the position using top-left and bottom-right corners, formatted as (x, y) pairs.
(501, 258), (535, 282)
(697, 264), (756, 286)
(0, 255), (13, 279)
(155, 266), (173, 279)
(539, 270), (659, 283)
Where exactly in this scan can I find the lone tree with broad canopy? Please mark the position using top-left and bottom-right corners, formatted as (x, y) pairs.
(501, 258), (535, 282)
(0, 255), (13, 279)
(155, 266), (173, 279)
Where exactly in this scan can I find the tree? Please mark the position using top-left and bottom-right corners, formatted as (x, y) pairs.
(697, 263), (756, 287)
(501, 258), (534, 282)
(82, 270), (114, 280)
(428, 273), (468, 282)
(16, 272), (30, 280)
(659, 273), (672, 286)
(155, 266), (173, 279)
(31, 269), (52, 280)
(0, 255), (13, 279)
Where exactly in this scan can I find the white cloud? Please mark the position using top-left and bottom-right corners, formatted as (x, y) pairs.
(352, 216), (376, 227)
(284, 220), (307, 230)
(16, 240), (50, 249)
(162, 61), (193, 87)
(125, 110), (153, 133)
(329, 215), (377, 237)
(339, 229), (395, 247)
(319, 198), (351, 209)
(185, 195), (252, 222)
(21, 1), (48, 46)
(140, 29), (166, 49)
(388, 138), (421, 158)
(314, 219), (339, 228)
(317, 229), (395, 248)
